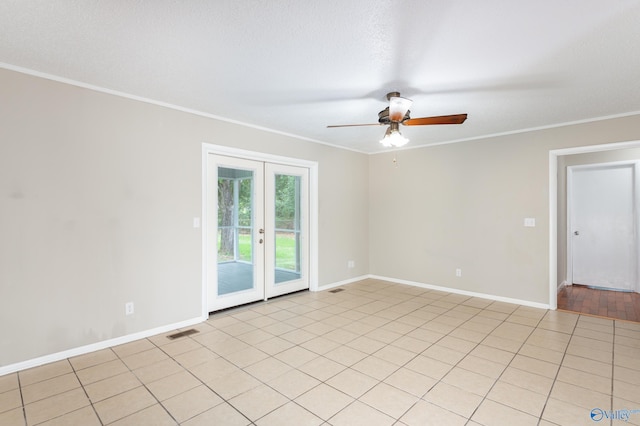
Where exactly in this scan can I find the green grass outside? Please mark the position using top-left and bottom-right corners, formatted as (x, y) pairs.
(219, 233), (298, 270)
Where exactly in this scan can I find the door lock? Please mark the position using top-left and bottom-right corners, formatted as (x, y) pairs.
(574, 231), (580, 236)
(259, 228), (264, 234)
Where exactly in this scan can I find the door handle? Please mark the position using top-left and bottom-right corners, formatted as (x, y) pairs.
(574, 231), (579, 236)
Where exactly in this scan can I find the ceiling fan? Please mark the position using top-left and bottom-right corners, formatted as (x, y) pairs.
(327, 92), (467, 147)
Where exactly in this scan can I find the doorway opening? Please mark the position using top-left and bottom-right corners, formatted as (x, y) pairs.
(550, 140), (640, 321)
(202, 144), (318, 314)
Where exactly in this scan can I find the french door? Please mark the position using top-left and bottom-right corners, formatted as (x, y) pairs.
(207, 154), (309, 311)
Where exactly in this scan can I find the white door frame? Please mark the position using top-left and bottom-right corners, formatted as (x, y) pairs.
(549, 139), (640, 310)
(566, 160), (639, 290)
(201, 143), (319, 316)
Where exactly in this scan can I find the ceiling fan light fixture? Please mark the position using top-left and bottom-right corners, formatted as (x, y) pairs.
(380, 123), (409, 148)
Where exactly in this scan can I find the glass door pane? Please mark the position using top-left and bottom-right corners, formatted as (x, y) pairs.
(265, 163), (309, 298)
(217, 167), (254, 295)
(208, 155), (264, 311)
(274, 174), (302, 285)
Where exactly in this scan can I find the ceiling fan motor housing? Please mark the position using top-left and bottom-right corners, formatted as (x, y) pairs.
(327, 90), (467, 129)
(378, 107), (411, 124)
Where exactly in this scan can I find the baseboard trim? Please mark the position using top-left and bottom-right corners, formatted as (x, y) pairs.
(2, 275), (551, 377)
(368, 275), (551, 310)
(558, 280), (569, 291)
(0, 315), (207, 377)
(315, 275), (370, 292)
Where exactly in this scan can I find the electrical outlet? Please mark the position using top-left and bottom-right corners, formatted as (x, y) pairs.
(347, 260), (355, 268)
(125, 302), (134, 316)
(455, 268), (462, 277)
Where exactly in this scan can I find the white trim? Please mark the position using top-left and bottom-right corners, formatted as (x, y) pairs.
(376, 111), (640, 154)
(202, 144), (319, 169)
(201, 151), (209, 319)
(549, 151), (558, 310)
(318, 273), (553, 309)
(636, 161), (640, 293)
(5, 63), (640, 157)
(566, 165), (574, 289)
(0, 316), (206, 377)
(549, 139), (640, 310)
(4, 269), (555, 377)
(0, 63), (366, 155)
(368, 275), (550, 310)
(201, 143), (320, 313)
(308, 166), (319, 292)
(315, 275), (370, 292)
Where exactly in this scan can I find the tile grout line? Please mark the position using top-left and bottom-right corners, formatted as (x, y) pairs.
(610, 320), (616, 426)
(235, 288), (401, 423)
(383, 299), (498, 425)
(16, 369), (27, 426)
(534, 313), (580, 426)
(288, 289), (535, 423)
(102, 341), (178, 425)
(318, 287), (462, 423)
(67, 358), (106, 426)
(223, 285), (446, 423)
(152, 332), (253, 425)
(538, 314), (619, 426)
(208, 298), (327, 424)
(458, 303), (549, 424)
(352, 291), (551, 423)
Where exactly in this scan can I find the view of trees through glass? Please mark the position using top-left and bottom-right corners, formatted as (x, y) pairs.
(217, 173), (300, 272)
(275, 175), (298, 230)
(218, 174), (253, 262)
(274, 175), (300, 273)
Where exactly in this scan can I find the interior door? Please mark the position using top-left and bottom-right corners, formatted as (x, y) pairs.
(570, 163), (637, 291)
(265, 163), (309, 298)
(208, 155), (265, 311)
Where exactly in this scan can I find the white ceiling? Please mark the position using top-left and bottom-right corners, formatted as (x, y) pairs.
(1, 1), (640, 153)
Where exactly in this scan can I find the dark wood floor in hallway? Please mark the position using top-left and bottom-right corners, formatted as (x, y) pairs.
(557, 284), (640, 322)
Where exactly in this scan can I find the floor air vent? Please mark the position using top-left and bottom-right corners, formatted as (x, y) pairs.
(166, 328), (199, 340)
(329, 288), (345, 293)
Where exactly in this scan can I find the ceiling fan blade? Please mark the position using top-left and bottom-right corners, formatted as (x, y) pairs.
(403, 114), (468, 126)
(327, 123), (381, 128)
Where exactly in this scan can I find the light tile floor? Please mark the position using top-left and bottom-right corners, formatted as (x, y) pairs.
(2, 279), (640, 425)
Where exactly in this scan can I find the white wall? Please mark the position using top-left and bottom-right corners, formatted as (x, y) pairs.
(0, 68), (369, 368)
(369, 116), (640, 305)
